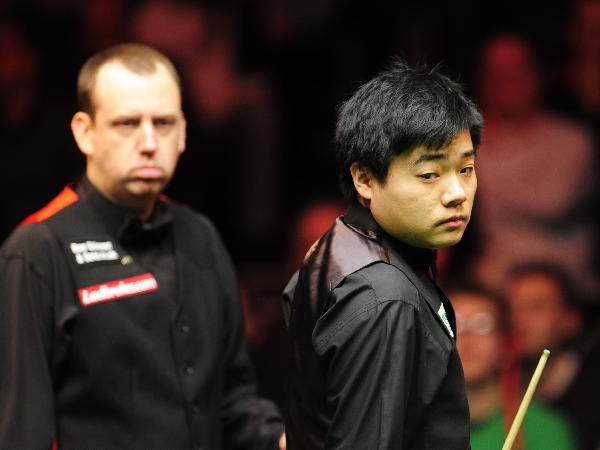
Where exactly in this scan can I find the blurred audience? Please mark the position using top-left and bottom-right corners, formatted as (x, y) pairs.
(1, 3), (599, 439)
(238, 198), (345, 408)
(450, 285), (577, 450)
(506, 263), (600, 450)
(78, 0), (129, 54)
(0, 18), (80, 241)
(129, 0), (281, 259)
(550, 0), (600, 134)
(470, 33), (598, 302)
(286, 199), (346, 274)
(549, 0), (600, 278)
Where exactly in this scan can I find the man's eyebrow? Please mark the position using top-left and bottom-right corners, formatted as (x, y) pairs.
(110, 115), (141, 122)
(414, 152), (445, 165)
(413, 148), (476, 165)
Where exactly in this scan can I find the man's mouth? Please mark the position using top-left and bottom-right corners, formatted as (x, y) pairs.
(130, 167), (164, 180)
(438, 215), (467, 227)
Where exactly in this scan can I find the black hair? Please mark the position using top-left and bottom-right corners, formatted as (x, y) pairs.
(508, 262), (579, 310)
(335, 60), (483, 201)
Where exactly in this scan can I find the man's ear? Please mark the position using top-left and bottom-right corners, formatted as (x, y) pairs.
(350, 162), (375, 202)
(71, 112), (95, 157)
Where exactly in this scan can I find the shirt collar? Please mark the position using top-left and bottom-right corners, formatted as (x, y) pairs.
(342, 202), (436, 276)
(76, 176), (173, 244)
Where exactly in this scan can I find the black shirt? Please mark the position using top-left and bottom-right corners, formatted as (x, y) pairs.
(282, 203), (470, 449)
(0, 179), (283, 450)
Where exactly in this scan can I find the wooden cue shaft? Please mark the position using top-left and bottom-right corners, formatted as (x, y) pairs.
(502, 349), (551, 450)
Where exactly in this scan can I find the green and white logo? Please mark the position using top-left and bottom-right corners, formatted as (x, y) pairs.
(437, 303), (454, 338)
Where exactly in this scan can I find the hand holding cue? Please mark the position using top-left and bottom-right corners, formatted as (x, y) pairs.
(502, 349), (551, 450)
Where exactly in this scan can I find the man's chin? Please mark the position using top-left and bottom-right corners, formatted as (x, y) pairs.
(402, 234), (462, 250)
(437, 230), (463, 248)
(126, 179), (166, 196)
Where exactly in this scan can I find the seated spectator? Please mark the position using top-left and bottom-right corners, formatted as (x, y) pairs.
(470, 33), (598, 300)
(506, 263), (600, 450)
(450, 285), (577, 450)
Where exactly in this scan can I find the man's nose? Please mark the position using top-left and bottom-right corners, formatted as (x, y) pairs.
(139, 120), (158, 153)
(441, 175), (467, 207)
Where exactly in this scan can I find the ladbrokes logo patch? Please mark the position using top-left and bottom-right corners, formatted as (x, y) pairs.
(78, 273), (158, 307)
(70, 240), (120, 264)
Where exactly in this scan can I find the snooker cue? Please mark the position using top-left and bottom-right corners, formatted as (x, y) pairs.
(501, 349), (551, 450)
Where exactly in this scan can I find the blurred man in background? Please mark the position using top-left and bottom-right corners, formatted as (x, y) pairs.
(506, 263), (600, 450)
(0, 43), (284, 450)
(450, 285), (576, 449)
(471, 34), (598, 300)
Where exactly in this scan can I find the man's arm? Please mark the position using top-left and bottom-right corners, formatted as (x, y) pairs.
(207, 224), (284, 450)
(312, 271), (421, 449)
(0, 227), (56, 449)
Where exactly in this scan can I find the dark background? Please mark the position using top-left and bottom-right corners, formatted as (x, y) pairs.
(0, 0), (586, 261)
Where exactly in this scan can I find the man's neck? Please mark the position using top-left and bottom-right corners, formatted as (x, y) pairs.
(85, 173), (156, 221)
(466, 376), (501, 423)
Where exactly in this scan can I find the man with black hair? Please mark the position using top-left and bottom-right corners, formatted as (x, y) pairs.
(282, 61), (482, 449)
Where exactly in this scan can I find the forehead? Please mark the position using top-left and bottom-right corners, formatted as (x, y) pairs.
(509, 273), (563, 300)
(407, 129), (474, 162)
(452, 292), (498, 317)
(92, 61), (181, 115)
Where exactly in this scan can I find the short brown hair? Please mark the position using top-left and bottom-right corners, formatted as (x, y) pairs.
(77, 43), (181, 116)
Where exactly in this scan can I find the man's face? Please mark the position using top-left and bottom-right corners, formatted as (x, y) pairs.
(366, 129), (476, 249)
(453, 292), (502, 385)
(479, 37), (539, 117)
(507, 273), (570, 358)
(76, 61), (185, 210)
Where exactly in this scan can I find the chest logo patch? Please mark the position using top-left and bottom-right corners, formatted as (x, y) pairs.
(70, 240), (120, 264)
(437, 303), (455, 338)
(78, 273), (159, 307)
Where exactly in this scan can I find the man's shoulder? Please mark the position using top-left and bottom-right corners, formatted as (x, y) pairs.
(20, 186), (81, 226)
(301, 217), (388, 288)
(337, 262), (420, 308)
(524, 402), (576, 448)
(312, 263), (421, 352)
(1, 221), (57, 264)
(2, 186), (86, 260)
(527, 401), (571, 427)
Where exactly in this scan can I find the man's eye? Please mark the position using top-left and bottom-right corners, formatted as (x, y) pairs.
(461, 166), (475, 175)
(419, 173), (438, 180)
(154, 118), (176, 129)
(114, 119), (139, 128)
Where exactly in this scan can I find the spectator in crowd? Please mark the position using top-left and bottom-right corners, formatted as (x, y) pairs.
(450, 284), (577, 450)
(470, 33), (598, 301)
(506, 263), (600, 450)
